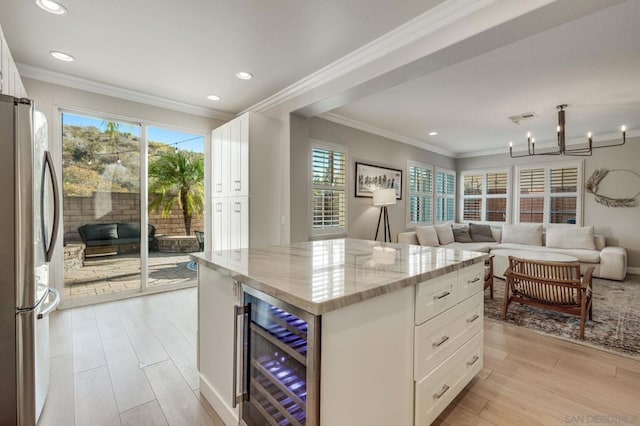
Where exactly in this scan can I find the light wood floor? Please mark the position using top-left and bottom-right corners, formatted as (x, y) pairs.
(39, 287), (223, 426)
(41, 288), (640, 425)
(436, 320), (640, 425)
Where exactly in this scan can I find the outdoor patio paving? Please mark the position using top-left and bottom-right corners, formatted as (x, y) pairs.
(64, 251), (197, 299)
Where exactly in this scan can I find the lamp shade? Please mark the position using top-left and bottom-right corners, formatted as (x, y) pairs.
(373, 188), (397, 206)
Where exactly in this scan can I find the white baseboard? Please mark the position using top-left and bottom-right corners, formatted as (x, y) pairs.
(627, 266), (640, 275)
(199, 375), (239, 426)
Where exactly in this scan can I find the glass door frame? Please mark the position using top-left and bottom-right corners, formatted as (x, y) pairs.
(55, 105), (209, 308)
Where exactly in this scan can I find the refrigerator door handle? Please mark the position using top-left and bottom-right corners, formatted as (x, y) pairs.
(42, 151), (59, 262)
(37, 288), (60, 320)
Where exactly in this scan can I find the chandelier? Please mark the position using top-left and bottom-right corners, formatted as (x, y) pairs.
(509, 104), (626, 158)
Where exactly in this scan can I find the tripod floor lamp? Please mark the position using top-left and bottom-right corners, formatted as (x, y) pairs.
(373, 188), (396, 242)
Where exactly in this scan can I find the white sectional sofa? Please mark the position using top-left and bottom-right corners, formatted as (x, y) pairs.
(398, 223), (627, 281)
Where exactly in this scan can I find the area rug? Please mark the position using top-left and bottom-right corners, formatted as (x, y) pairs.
(484, 274), (640, 359)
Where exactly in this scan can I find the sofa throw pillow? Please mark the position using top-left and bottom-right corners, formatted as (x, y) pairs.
(434, 223), (455, 245)
(469, 223), (495, 242)
(501, 223), (543, 246)
(453, 227), (474, 243)
(415, 225), (439, 247)
(546, 226), (596, 250)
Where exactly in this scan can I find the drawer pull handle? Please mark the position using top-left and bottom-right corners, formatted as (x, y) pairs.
(467, 355), (480, 366)
(216, 183), (222, 192)
(433, 291), (450, 300)
(432, 335), (449, 348)
(433, 384), (450, 400)
(467, 277), (480, 284)
(467, 314), (480, 323)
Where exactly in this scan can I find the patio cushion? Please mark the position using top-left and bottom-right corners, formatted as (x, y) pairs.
(82, 223), (118, 241)
(117, 223), (141, 239)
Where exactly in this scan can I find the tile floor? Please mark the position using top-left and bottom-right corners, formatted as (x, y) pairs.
(39, 287), (223, 426)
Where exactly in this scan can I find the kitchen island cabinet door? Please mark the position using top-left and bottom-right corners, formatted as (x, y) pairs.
(198, 266), (240, 425)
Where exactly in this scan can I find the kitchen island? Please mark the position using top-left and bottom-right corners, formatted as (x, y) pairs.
(191, 238), (487, 426)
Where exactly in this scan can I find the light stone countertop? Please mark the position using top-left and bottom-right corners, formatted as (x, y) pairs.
(190, 238), (487, 315)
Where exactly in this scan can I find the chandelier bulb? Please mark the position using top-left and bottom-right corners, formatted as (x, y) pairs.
(527, 132), (531, 138)
(622, 125), (626, 132)
(587, 132), (592, 138)
(509, 141), (513, 148)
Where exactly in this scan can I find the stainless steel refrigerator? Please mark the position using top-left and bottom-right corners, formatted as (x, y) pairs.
(0, 94), (61, 425)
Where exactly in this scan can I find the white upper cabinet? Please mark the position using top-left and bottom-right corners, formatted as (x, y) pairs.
(210, 111), (282, 251)
(0, 26), (27, 98)
(212, 125), (229, 198)
(212, 114), (249, 198)
(229, 114), (249, 197)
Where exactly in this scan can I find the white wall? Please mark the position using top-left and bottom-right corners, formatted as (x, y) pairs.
(23, 77), (225, 297)
(290, 116), (455, 242)
(456, 136), (640, 269)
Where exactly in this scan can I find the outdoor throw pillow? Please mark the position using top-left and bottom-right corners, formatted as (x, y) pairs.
(416, 225), (439, 247)
(453, 227), (474, 243)
(434, 223), (455, 245)
(469, 223), (495, 242)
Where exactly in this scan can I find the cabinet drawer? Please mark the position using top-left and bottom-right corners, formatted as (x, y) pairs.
(458, 263), (484, 301)
(414, 291), (483, 380)
(414, 332), (483, 426)
(415, 271), (458, 325)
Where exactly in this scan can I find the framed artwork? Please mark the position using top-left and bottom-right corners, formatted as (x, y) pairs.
(355, 162), (402, 199)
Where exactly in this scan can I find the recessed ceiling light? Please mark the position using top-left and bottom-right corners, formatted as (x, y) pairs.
(50, 51), (74, 62)
(36, 0), (67, 15)
(206, 94), (221, 101)
(235, 71), (253, 80)
(428, 131), (438, 136)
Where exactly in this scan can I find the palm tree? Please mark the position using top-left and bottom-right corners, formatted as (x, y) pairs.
(148, 150), (204, 235)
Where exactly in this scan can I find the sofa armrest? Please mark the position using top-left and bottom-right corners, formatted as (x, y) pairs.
(599, 246), (627, 281)
(398, 231), (419, 245)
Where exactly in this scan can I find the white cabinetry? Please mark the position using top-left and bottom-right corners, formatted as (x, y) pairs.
(198, 265), (240, 425)
(210, 112), (281, 251)
(413, 262), (484, 425)
(0, 26), (27, 98)
(318, 262), (484, 425)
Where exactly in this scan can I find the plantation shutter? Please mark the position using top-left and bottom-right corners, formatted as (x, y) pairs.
(408, 164), (433, 225)
(311, 147), (347, 232)
(549, 166), (578, 224)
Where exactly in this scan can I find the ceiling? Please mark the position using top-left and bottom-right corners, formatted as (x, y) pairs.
(330, 0), (640, 156)
(0, 0), (441, 113)
(2, 1), (638, 156)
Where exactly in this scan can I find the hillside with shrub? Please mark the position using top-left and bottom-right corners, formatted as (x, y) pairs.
(62, 124), (203, 196)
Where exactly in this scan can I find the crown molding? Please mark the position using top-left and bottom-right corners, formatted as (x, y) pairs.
(319, 112), (457, 158)
(17, 63), (235, 121)
(242, 0), (498, 115)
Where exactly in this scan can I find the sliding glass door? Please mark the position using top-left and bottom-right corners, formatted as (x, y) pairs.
(61, 111), (206, 305)
(146, 126), (205, 290)
(61, 113), (142, 301)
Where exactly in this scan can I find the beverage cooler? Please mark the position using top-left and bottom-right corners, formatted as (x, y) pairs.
(235, 286), (320, 426)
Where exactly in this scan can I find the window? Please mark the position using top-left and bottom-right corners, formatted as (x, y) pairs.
(407, 161), (433, 227)
(435, 169), (456, 223)
(460, 169), (510, 223)
(516, 162), (582, 225)
(310, 144), (347, 236)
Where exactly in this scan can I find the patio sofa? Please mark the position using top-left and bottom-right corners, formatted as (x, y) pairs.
(398, 223), (627, 281)
(78, 223), (156, 256)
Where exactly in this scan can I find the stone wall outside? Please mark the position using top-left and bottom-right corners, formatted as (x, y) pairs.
(63, 192), (204, 243)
